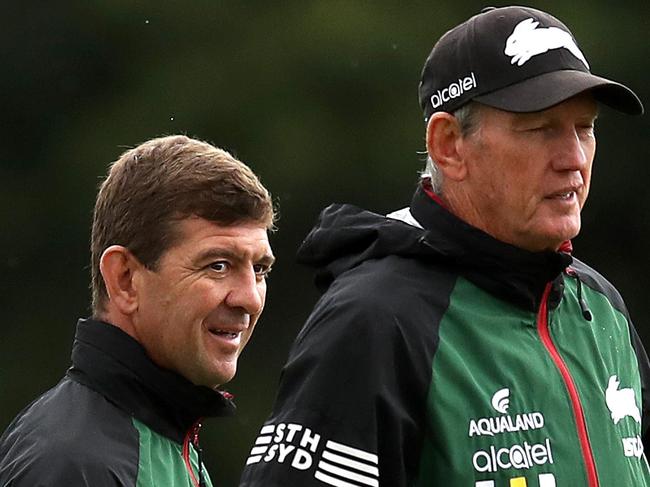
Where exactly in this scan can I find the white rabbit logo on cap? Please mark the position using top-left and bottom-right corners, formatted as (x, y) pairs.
(504, 18), (590, 68)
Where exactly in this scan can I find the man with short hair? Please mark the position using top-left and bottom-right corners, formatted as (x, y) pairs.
(240, 6), (649, 487)
(0, 135), (275, 486)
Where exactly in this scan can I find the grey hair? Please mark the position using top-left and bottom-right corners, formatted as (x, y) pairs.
(422, 101), (483, 193)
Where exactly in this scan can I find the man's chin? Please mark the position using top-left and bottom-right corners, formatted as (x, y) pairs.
(532, 217), (581, 251)
(208, 363), (237, 389)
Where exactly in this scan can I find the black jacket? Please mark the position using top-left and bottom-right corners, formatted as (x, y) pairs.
(0, 319), (235, 486)
(240, 185), (650, 486)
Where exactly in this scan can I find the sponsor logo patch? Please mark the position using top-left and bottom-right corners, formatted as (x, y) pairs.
(492, 388), (510, 414)
(469, 412), (545, 437)
(429, 72), (477, 109)
(472, 438), (554, 474)
(622, 436), (644, 458)
(246, 422), (379, 487)
(469, 387), (545, 437)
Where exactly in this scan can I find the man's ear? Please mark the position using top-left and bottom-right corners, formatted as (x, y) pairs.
(99, 245), (143, 316)
(425, 112), (468, 182)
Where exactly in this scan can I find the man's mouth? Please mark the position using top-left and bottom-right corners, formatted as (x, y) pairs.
(208, 329), (240, 339)
(546, 188), (579, 201)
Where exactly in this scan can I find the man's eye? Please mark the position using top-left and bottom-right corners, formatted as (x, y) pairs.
(526, 125), (549, 132)
(210, 261), (229, 272)
(578, 124), (596, 137)
(253, 264), (272, 277)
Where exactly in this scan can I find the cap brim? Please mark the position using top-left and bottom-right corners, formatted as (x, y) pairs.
(474, 70), (644, 115)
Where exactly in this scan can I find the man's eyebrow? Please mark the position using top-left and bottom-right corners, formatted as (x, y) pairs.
(255, 253), (276, 266)
(511, 107), (600, 127)
(195, 247), (275, 265)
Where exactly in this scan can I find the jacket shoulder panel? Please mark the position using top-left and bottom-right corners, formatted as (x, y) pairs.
(0, 377), (138, 486)
(570, 257), (627, 316)
(241, 255), (457, 487)
(298, 254), (456, 344)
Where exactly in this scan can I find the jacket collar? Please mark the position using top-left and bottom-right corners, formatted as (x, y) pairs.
(298, 183), (572, 311)
(410, 184), (572, 310)
(68, 318), (235, 443)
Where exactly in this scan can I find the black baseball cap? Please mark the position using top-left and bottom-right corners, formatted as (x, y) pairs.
(418, 6), (644, 120)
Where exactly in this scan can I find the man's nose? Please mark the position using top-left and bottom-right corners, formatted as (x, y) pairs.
(225, 269), (265, 316)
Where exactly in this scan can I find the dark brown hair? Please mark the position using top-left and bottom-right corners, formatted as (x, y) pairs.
(91, 135), (274, 313)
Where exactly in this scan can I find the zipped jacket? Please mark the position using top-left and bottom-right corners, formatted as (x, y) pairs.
(240, 184), (650, 487)
(0, 319), (235, 486)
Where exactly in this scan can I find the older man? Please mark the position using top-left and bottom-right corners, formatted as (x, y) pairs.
(0, 135), (275, 486)
(240, 6), (648, 487)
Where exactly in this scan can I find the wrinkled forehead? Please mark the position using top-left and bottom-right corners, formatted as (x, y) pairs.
(167, 216), (273, 259)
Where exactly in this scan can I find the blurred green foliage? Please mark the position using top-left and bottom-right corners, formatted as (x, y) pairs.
(1, 2), (648, 485)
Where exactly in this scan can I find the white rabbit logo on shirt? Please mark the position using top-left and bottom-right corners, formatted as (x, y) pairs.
(504, 18), (589, 68)
(606, 375), (641, 425)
